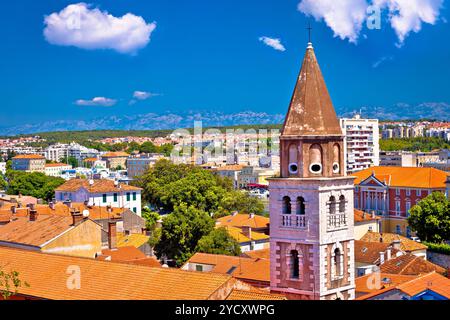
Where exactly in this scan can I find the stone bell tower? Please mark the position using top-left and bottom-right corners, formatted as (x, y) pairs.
(269, 42), (355, 300)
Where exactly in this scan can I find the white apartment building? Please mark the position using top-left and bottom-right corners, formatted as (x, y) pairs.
(55, 179), (142, 216)
(340, 115), (380, 174)
(44, 144), (69, 162)
(379, 151), (417, 167)
(44, 163), (73, 177)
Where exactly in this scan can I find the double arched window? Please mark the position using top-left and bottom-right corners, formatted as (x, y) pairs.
(282, 196), (292, 215)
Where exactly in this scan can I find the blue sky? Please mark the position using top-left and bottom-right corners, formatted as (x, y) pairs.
(0, 0), (449, 127)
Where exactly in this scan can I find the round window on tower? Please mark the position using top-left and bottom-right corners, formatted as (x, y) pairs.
(309, 163), (322, 174)
(289, 163), (299, 175)
(333, 162), (340, 174)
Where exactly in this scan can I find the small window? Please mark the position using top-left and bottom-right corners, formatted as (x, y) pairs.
(333, 163), (340, 174)
(126, 193), (131, 201)
(329, 196), (337, 215)
(102, 194), (107, 203)
(133, 192), (137, 201)
(339, 195), (346, 213)
(282, 196), (292, 214)
(396, 225), (401, 235)
(133, 207), (137, 213)
(289, 163), (298, 175)
(416, 189), (421, 196)
(334, 248), (342, 277)
(396, 188), (400, 196)
(309, 163), (322, 174)
(406, 189), (411, 196)
(113, 193), (118, 202)
(296, 197), (306, 215)
(290, 250), (300, 279)
(196, 265), (203, 272)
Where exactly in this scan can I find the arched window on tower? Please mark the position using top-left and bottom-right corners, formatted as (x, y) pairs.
(333, 248), (343, 278)
(329, 196), (337, 215)
(309, 144), (323, 174)
(339, 195), (346, 213)
(290, 250), (300, 279)
(296, 197), (306, 215)
(332, 144), (341, 174)
(282, 196), (292, 214)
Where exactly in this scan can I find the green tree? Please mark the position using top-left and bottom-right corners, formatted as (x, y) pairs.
(196, 227), (241, 256)
(62, 156), (78, 168)
(6, 171), (65, 201)
(142, 207), (161, 230)
(408, 192), (450, 243)
(154, 204), (215, 266)
(0, 270), (29, 300)
(216, 191), (265, 218)
(0, 174), (7, 190)
(139, 141), (158, 154)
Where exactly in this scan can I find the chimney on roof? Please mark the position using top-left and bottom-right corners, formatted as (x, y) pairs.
(392, 240), (401, 250)
(362, 211), (365, 219)
(71, 209), (84, 226)
(249, 213), (255, 219)
(242, 226), (252, 240)
(386, 248), (392, 261)
(49, 202), (55, 210)
(371, 211), (376, 219)
(107, 205), (112, 214)
(10, 206), (16, 214)
(232, 211), (238, 217)
(29, 204), (38, 222)
(108, 219), (118, 250)
(379, 252), (385, 265)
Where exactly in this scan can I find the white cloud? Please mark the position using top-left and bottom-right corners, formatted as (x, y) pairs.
(372, 55), (394, 68)
(258, 36), (286, 51)
(297, 0), (443, 45)
(75, 97), (117, 107)
(133, 91), (158, 100)
(373, 0), (444, 46)
(44, 3), (157, 54)
(298, 0), (368, 43)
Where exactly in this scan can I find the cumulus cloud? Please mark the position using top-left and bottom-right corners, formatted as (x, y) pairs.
(258, 36), (286, 51)
(133, 91), (159, 100)
(297, 0), (443, 45)
(373, 0), (444, 46)
(75, 97), (117, 107)
(298, 0), (368, 43)
(44, 3), (157, 54)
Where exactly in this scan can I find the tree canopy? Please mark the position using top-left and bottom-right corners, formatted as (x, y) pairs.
(408, 192), (450, 243)
(154, 204), (215, 266)
(137, 159), (264, 216)
(5, 170), (65, 201)
(380, 137), (450, 152)
(196, 227), (241, 256)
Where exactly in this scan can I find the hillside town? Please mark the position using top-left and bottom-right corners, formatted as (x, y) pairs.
(1, 39), (449, 302)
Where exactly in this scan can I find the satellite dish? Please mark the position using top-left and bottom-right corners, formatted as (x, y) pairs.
(82, 210), (90, 218)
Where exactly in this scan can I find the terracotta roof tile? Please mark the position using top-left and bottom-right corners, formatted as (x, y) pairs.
(116, 232), (150, 248)
(98, 246), (147, 262)
(226, 290), (286, 300)
(380, 254), (446, 276)
(354, 166), (448, 189)
(45, 163), (71, 168)
(216, 214), (269, 229)
(0, 247), (233, 300)
(360, 231), (427, 252)
(101, 152), (129, 158)
(224, 226), (269, 243)
(355, 240), (400, 265)
(12, 154), (45, 160)
(355, 273), (415, 294)
(0, 214), (77, 247)
(354, 209), (380, 223)
(242, 248), (270, 260)
(186, 253), (270, 283)
(55, 179), (141, 193)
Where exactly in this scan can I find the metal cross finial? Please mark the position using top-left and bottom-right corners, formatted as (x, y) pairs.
(307, 22), (312, 43)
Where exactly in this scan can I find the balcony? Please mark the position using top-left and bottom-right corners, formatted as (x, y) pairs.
(281, 215), (307, 229)
(327, 214), (347, 231)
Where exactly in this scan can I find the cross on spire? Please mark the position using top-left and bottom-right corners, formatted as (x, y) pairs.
(307, 22), (312, 43)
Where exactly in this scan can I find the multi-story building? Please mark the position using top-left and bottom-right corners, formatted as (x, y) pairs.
(68, 143), (100, 164)
(353, 166), (448, 237)
(44, 163), (73, 177)
(238, 166), (277, 188)
(44, 144), (69, 162)
(127, 155), (165, 178)
(212, 165), (244, 189)
(101, 152), (129, 170)
(269, 41), (355, 300)
(340, 114), (380, 174)
(55, 179), (142, 216)
(11, 154), (46, 173)
(380, 151), (418, 167)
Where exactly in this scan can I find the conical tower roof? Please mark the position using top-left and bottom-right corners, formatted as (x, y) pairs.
(281, 43), (342, 137)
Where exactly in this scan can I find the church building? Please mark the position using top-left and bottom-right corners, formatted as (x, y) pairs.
(269, 41), (356, 300)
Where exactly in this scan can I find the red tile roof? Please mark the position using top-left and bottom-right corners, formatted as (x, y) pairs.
(12, 154), (45, 160)
(380, 254), (446, 276)
(55, 179), (141, 193)
(355, 240), (400, 265)
(354, 166), (448, 189)
(216, 214), (269, 229)
(360, 231), (427, 252)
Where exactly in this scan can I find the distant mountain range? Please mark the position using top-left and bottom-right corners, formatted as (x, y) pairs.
(1, 103), (448, 136)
